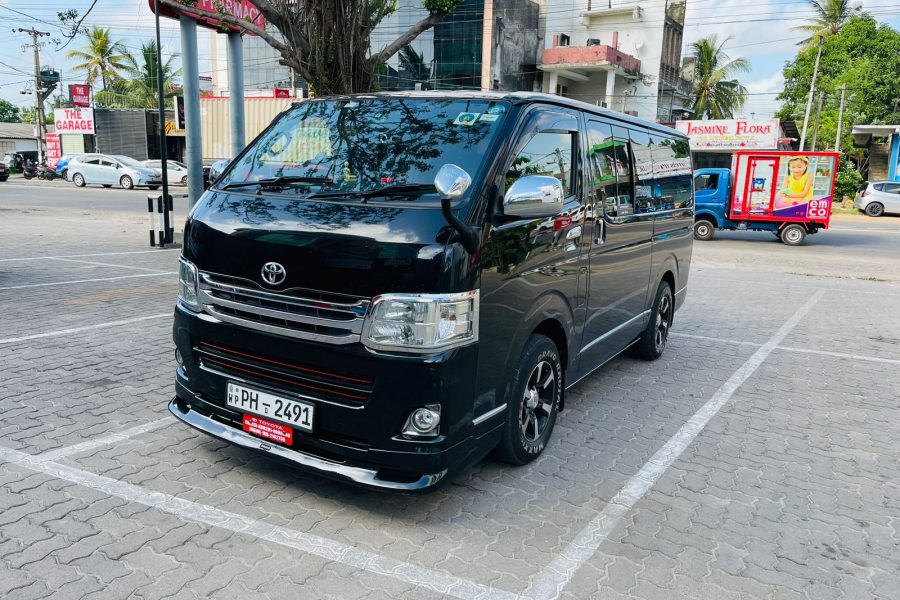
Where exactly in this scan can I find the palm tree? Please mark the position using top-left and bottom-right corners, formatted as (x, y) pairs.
(66, 26), (128, 89)
(792, 0), (862, 45)
(689, 35), (750, 120)
(119, 41), (182, 109)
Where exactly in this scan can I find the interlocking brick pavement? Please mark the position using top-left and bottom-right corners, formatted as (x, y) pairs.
(2, 197), (899, 599)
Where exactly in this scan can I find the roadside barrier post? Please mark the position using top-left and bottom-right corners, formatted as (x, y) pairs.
(147, 193), (176, 248)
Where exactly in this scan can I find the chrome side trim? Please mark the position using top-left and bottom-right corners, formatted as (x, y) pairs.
(472, 403), (507, 426)
(169, 398), (446, 491)
(581, 310), (651, 353)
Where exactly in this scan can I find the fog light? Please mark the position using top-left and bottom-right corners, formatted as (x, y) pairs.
(403, 405), (441, 437)
(175, 348), (183, 366)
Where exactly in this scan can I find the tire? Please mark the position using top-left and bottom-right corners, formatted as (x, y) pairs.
(633, 281), (674, 361)
(181, 175), (188, 185)
(865, 202), (884, 218)
(61, 169), (67, 180)
(102, 184), (112, 188)
(693, 219), (715, 241)
(73, 173), (86, 187)
(496, 334), (563, 465)
(120, 175), (134, 190)
(780, 224), (806, 246)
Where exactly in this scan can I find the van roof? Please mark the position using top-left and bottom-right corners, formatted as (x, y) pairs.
(304, 91), (686, 139)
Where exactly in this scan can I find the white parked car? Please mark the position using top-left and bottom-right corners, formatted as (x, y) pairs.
(68, 154), (162, 190)
(855, 181), (900, 217)
(143, 159), (189, 185)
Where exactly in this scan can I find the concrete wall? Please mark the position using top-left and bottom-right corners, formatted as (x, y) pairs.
(491, 0), (544, 91)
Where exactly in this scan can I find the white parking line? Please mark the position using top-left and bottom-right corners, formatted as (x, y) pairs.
(0, 272), (175, 291)
(36, 417), (176, 463)
(0, 249), (180, 262)
(0, 313), (170, 345)
(524, 290), (825, 600)
(0, 444), (517, 600)
(47, 257), (170, 273)
(671, 332), (762, 347)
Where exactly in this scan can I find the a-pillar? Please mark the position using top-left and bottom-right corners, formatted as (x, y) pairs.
(180, 15), (203, 205)
(227, 31), (245, 158)
(605, 70), (616, 110)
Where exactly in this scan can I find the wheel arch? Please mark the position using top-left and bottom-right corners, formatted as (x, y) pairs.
(694, 210), (719, 228)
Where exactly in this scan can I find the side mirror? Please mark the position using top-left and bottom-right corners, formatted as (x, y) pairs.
(504, 175), (565, 218)
(434, 163), (472, 200)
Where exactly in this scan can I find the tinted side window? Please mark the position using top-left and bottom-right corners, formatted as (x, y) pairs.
(629, 130), (652, 214)
(84, 158), (100, 165)
(650, 134), (693, 210)
(506, 131), (575, 196)
(873, 183), (884, 191)
(695, 173), (719, 190)
(586, 120), (617, 212)
(884, 183), (900, 194)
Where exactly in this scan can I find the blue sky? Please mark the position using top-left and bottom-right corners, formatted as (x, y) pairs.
(1, 0), (898, 118)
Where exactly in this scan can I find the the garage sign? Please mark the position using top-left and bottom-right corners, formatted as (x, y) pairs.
(54, 108), (95, 134)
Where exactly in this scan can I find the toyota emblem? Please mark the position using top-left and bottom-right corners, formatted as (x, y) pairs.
(261, 262), (287, 286)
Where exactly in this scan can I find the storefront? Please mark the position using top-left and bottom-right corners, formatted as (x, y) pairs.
(675, 118), (795, 169)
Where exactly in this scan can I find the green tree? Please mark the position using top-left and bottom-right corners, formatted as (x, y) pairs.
(0, 99), (20, 123)
(791, 0), (862, 46)
(66, 26), (129, 89)
(19, 107), (53, 125)
(689, 35), (751, 119)
(777, 16), (900, 155)
(95, 41), (181, 109)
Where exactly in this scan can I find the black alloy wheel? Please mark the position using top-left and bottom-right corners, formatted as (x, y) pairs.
(633, 281), (674, 361)
(497, 334), (562, 465)
(865, 202), (884, 217)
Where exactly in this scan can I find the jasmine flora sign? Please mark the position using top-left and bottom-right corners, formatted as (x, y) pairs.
(675, 119), (780, 151)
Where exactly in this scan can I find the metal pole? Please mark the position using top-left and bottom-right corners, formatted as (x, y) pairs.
(32, 40), (44, 164)
(799, 37), (823, 151)
(180, 16), (203, 205)
(834, 84), (847, 153)
(154, 0), (170, 224)
(811, 91), (824, 150)
(227, 31), (245, 159)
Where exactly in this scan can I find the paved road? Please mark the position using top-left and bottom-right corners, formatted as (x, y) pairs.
(1, 187), (899, 599)
(1, 179), (192, 216)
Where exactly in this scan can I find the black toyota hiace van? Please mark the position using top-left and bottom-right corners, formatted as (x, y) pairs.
(170, 92), (693, 490)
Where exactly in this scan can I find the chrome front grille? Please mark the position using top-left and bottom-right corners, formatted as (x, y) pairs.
(197, 272), (370, 344)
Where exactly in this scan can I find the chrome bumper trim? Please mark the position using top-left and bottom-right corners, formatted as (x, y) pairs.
(168, 398), (447, 491)
(472, 403), (507, 426)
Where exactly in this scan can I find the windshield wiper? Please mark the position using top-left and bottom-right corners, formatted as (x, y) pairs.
(221, 176), (333, 190)
(308, 183), (436, 201)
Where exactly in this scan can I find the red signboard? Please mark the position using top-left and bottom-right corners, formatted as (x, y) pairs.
(242, 414), (293, 445)
(69, 84), (91, 107)
(148, 0), (264, 33)
(273, 88), (290, 98)
(45, 133), (61, 169)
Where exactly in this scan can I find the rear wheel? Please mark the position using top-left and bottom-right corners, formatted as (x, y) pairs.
(73, 173), (85, 187)
(780, 224), (806, 246)
(180, 175), (188, 185)
(633, 281), (674, 361)
(120, 175), (134, 190)
(496, 334), (562, 465)
(865, 202), (884, 217)
(693, 219), (715, 241)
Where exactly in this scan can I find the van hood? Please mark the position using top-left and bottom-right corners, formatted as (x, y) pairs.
(182, 190), (452, 298)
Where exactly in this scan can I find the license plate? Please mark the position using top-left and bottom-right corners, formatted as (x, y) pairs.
(226, 382), (314, 433)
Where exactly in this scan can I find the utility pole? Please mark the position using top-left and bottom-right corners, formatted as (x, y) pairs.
(799, 36), (824, 151)
(15, 28), (51, 163)
(810, 91), (824, 150)
(153, 0), (170, 224)
(834, 84), (847, 153)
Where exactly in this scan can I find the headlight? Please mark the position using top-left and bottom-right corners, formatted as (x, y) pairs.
(362, 291), (479, 353)
(178, 258), (201, 311)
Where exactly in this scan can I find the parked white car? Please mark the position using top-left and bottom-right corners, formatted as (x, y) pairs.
(68, 154), (162, 190)
(143, 159), (189, 185)
(855, 181), (900, 217)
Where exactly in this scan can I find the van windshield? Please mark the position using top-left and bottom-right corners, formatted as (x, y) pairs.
(217, 97), (510, 197)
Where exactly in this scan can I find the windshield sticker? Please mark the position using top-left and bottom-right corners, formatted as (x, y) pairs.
(454, 112), (480, 126)
(479, 113), (500, 122)
(486, 104), (506, 115)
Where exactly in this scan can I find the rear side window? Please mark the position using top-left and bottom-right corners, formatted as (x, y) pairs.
(506, 131), (575, 196)
(883, 183), (900, 194)
(873, 183), (884, 191)
(84, 158), (100, 165)
(650, 135), (693, 210)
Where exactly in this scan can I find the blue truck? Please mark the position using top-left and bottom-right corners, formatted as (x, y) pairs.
(693, 151), (840, 246)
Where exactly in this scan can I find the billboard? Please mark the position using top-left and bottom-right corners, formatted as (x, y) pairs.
(69, 84), (91, 107)
(45, 133), (61, 169)
(675, 119), (780, 151)
(148, 0), (264, 32)
(53, 108), (95, 134)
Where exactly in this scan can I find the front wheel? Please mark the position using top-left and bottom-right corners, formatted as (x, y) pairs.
(633, 281), (674, 361)
(496, 334), (562, 465)
(72, 173), (86, 187)
(693, 219), (715, 241)
(780, 224), (806, 246)
(120, 175), (134, 190)
(180, 175), (188, 185)
(865, 202), (884, 217)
